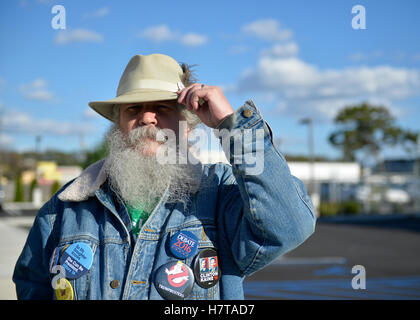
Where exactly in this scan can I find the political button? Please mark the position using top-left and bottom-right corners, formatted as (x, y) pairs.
(62, 244), (70, 252)
(55, 278), (74, 300)
(59, 242), (93, 280)
(170, 231), (198, 259)
(49, 247), (60, 273)
(154, 261), (194, 300)
(193, 248), (221, 288)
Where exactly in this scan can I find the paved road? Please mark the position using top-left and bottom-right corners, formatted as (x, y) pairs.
(1, 209), (419, 300)
(244, 215), (420, 299)
(0, 214), (34, 299)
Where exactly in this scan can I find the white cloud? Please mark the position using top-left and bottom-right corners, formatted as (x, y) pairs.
(54, 28), (104, 45)
(181, 33), (208, 47)
(19, 78), (54, 101)
(83, 7), (110, 19)
(231, 19), (420, 120)
(140, 25), (178, 43)
(139, 25), (207, 47)
(236, 55), (420, 120)
(0, 133), (14, 146)
(261, 42), (299, 58)
(2, 109), (93, 136)
(242, 19), (292, 42)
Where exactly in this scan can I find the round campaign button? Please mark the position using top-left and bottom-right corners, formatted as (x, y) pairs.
(55, 278), (74, 300)
(59, 242), (93, 280)
(61, 244), (70, 254)
(49, 247), (60, 273)
(170, 231), (198, 259)
(154, 261), (194, 300)
(193, 248), (221, 288)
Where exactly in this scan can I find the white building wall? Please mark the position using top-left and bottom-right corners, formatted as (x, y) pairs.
(288, 162), (361, 183)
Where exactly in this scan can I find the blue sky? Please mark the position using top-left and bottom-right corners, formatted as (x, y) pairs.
(1, 0), (419, 160)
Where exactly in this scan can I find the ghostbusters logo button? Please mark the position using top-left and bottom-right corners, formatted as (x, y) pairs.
(55, 278), (74, 300)
(170, 231), (198, 259)
(154, 261), (194, 300)
(59, 242), (93, 279)
(193, 248), (221, 288)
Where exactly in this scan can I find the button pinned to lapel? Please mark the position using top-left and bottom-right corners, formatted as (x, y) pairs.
(154, 261), (194, 300)
(59, 242), (93, 279)
(193, 248), (221, 288)
(55, 278), (74, 300)
(170, 231), (198, 259)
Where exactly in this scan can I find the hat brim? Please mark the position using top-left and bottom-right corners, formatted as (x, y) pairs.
(88, 90), (178, 122)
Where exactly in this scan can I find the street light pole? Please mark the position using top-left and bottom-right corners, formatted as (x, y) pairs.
(299, 118), (314, 196)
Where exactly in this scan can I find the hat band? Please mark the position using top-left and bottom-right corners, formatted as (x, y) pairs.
(118, 79), (183, 96)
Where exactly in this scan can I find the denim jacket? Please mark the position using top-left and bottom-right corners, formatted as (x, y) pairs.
(13, 100), (316, 300)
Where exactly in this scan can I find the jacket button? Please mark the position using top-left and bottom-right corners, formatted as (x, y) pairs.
(110, 280), (120, 289)
(243, 109), (253, 118)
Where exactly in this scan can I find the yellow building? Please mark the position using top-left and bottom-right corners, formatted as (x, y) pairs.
(37, 161), (62, 185)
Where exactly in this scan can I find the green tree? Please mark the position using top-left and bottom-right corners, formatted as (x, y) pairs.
(51, 180), (61, 196)
(329, 103), (418, 163)
(29, 178), (37, 202)
(14, 175), (24, 202)
(81, 138), (109, 169)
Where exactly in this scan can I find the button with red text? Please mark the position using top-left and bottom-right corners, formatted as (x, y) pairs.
(193, 248), (221, 288)
(170, 231), (198, 259)
(154, 261), (194, 300)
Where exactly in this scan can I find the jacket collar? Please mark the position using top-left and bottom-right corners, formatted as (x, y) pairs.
(58, 158), (108, 202)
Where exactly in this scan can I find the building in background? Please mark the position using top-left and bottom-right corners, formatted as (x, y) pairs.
(2, 161), (82, 206)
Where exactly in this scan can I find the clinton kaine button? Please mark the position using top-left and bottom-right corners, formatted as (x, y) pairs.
(155, 261), (194, 300)
(193, 248), (221, 288)
(170, 231), (198, 259)
(59, 242), (93, 279)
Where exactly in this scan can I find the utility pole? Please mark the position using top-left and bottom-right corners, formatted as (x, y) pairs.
(299, 118), (315, 195)
(35, 135), (42, 159)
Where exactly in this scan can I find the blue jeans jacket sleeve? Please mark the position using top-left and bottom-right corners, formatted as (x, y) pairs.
(215, 100), (316, 276)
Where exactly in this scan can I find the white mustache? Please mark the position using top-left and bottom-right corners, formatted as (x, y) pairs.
(127, 125), (165, 146)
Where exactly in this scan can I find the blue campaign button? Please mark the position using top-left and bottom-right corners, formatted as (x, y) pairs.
(59, 242), (93, 279)
(170, 231), (198, 259)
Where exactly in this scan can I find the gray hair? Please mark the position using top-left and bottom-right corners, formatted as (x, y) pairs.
(112, 62), (201, 129)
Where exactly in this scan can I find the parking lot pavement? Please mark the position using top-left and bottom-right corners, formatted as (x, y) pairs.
(0, 216), (35, 299)
(244, 217), (420, 299)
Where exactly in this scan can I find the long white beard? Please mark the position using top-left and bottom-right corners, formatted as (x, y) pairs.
(104, 125), (202, 212)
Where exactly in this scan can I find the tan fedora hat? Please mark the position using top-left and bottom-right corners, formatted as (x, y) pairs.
(88, 53), (185, 121)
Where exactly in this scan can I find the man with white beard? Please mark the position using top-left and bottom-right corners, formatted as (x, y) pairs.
(105, 122), (202, 234)
(14, 53), (316, 300)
